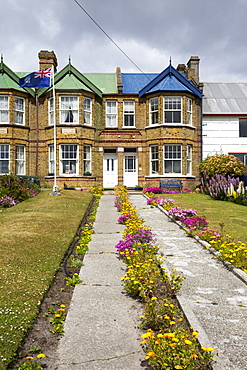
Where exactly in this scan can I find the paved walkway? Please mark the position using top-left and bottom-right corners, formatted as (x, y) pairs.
(54, 193), (247, 370)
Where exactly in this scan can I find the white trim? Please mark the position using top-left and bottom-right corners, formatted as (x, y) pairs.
(123, 100), (135, 127)
(14, 97), (25, 125)
(106, 100), (118, 127)
(16, 145), (25, 175)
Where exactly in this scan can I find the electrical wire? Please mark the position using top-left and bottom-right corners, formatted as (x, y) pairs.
(72, 0), (151, 80)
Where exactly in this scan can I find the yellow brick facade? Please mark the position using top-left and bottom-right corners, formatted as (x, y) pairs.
(0, 51), (203, 190)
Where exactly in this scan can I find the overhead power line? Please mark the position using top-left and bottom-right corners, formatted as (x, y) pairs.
(72, 0), (151, 79)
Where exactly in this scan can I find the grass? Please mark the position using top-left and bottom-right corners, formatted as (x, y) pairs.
(0, 190), (93, 369)
(162, 192), (247, 243)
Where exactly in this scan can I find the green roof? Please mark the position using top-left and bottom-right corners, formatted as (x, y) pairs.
(83, 73), (117, 94)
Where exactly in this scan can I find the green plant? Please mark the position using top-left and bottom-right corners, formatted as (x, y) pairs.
(69, 255), (84, 268)
(18, 354), (46, 370)
(65, 273), (82, 286)
(199, 154), (247, 177)
(28, 346), (41, 354)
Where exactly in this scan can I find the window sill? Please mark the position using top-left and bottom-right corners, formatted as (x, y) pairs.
(145, 174), (196, 178)
(145, 124), (196, 129)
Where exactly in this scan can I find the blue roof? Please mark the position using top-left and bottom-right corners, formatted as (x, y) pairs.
(122, 64), (202, 99)
(121, 73), (158, 94)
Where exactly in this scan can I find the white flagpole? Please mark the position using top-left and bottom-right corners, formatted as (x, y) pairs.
(50, 65), (60, 196)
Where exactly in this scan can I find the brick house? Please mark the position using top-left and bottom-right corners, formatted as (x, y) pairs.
(0, 51), (203, 189)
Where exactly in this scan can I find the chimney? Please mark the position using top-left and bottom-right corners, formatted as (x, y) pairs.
(187, 56), (200, 83)
(38, 50), (58, 72)
(177, 64), (187, 74)
(116, 67), (123, 94)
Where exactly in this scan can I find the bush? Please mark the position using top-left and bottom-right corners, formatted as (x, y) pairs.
(199, 154), (247, 177)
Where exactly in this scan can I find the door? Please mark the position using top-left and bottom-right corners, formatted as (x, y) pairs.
(103, 153), (118, 188)
(124, 154), (138, 187)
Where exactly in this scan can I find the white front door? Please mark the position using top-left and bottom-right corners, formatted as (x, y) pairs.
(123, 154), (138, 187)
(103, 153), (118, 188)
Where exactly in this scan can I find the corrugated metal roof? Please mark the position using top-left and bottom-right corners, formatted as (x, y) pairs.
(203, 82), (247, 114)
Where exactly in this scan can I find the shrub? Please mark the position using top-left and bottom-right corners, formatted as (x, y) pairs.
(199, 154), (247, 177)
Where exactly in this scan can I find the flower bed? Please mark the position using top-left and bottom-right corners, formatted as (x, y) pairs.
(114, 186), (214, 369)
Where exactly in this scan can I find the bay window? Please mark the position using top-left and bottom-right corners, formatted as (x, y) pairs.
(106, 101), (117, 127)
(60, 96), (78, 124)
(150, 97), (158, 125)
(48, 145), (54, 174)
(84, 98), (92, 125)
(0, 144), (9, 173)
(60, 144), (78, 175)
(150, 145), (159, 174)
(0, 96), (9, 124)
(164, 97), (181, 124)
(187, 145), (192, 175)
(49, 97), (54, 126)
(164, 144), (181, 174)
(16, 145), (25, 175)
(84, 145), (91, 174)
(123, 101), (135, 127)
(14, 97), (24, 125)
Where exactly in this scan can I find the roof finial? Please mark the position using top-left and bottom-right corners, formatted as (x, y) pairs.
(69, 55), (71, 64)
(1, 54), (3, 63)
(169, 56), (172, 65)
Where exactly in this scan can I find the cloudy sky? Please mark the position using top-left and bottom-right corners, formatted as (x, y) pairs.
(1, 0), (247, 82)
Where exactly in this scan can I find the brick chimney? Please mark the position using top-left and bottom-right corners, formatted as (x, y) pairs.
(187, 56), (200, 83)
(177, 64), (187, 74)
(38, 50), (58, 72)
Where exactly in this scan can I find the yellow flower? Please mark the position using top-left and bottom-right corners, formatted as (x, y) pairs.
(140, 340), (148, 345)
(191, 354), (198, 359)
(151, 296), (157, 301)
(37, 353), (46, 359)
(141, 332), (151, 339)
(145, 351), (155, 359)
(184, 340), (192, 345)
(26, 356), (34, 360)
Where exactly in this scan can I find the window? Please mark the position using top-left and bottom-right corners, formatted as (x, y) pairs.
(186, 145), (192, 175)
(164, 97), (181, 124)
(14, 97), (24, 125)
(48, 145), (54, 174)
(49, 98), (54, 126)
(106, 101), (117, 127)
(164, 144), (181, 174)
(150, 97), (158, 125)
(84, 145), (91, 174)
(230, 153), (247, 165)
(60, 96), (78, 124)
(150, 145), (159, 174)
(239, 119), (247, 137)
(16, 145), (25, 175)
(0, 144), (9, 173)
(187, 98), (192, 125)
(60, 144), (78, 175)
(0, 96), (9, 124)
(123, 101), (135, 127)
(84, 98), (92, 125)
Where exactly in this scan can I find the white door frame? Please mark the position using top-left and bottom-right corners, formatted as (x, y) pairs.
(123, 153), (138, 187)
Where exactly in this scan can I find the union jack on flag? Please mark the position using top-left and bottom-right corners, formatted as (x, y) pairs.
(19, 68), (52, 88)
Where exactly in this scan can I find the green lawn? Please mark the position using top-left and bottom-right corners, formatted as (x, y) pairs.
(164, 193), (247, 243)
(0, 190), (93, 369)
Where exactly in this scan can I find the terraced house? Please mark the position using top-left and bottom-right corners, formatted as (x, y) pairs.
(0, 50), (203, 189)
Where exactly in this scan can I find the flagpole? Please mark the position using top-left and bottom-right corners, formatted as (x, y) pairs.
(50, 65), (60, 196)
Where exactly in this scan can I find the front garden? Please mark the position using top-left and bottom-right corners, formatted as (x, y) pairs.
(0, 181), (94, 369)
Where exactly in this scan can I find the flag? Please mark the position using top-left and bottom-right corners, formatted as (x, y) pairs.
(19, 68), (51, 88)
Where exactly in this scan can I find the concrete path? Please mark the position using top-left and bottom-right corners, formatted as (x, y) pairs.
(54, 193), (247, 370)
(54, 194), (146, 370)
(129, 194), (247, 370)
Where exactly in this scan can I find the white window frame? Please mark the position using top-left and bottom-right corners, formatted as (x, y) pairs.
(14, 97), (25, 125)
(106, 100), (117, 127)
(84, 145), (91, 174)
(164, 96), (182, 124)
(187, 98), (192, 125)
(16, 145), (25, 175)
(84, 97), (92, 126)
(49, 97), (54, 126)
(164, 144), (182, 174)
(150, 97), (158, 125)
(0, 144), (10, 173)
(48, 145), (54, 174)
(0, 96), (9, 124)
(150, 145), (159, 175)
(187, 145), (192, 175)
(60, 144), (78, 176)
(60, 96), (78, 124)
(123, 100), (135, 127)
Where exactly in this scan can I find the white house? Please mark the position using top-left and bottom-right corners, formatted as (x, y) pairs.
(202, 82), (247, 165)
